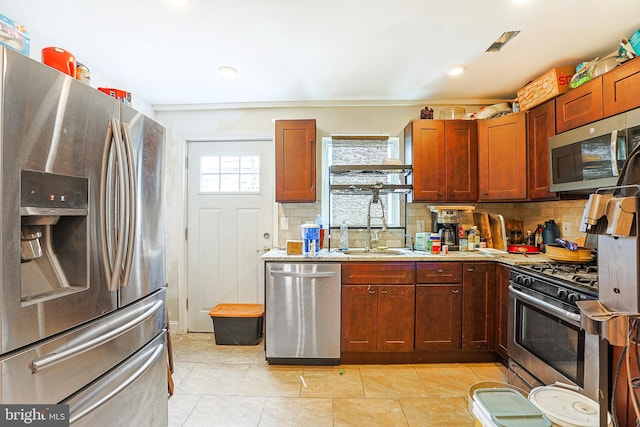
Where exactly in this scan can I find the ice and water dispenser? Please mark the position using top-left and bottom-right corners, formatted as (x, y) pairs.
(20, 170), (89, 303)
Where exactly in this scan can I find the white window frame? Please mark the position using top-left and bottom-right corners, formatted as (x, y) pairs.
(320, 136), (401, 229)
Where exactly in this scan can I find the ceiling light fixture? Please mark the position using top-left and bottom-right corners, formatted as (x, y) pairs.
(218, 66), (238, 79)
(486, 31), (521, 52)
(447, 65), (466, 77)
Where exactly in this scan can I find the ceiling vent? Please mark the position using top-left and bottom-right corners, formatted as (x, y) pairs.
(486, 31), (521, 52)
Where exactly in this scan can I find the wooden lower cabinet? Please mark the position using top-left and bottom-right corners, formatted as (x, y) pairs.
(415, 284), (461, 351)
(462, 262), (496, 351)
(341, 284), (414, 352)
(495, 264), (510, 360)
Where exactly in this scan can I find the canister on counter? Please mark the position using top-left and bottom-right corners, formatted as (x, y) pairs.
(459, 238), (468, 252)
(430, 235), (441, 254)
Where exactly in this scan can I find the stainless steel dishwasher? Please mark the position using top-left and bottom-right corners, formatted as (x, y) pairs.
(265, 262), (341, 365)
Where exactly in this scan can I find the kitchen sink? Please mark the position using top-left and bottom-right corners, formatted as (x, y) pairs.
(342, 249), (406, 256)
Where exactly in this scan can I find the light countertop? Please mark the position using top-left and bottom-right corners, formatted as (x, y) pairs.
(262, 248), (552, 266)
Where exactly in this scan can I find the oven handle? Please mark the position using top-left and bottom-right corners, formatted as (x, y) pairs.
(509, 285), (581, 323)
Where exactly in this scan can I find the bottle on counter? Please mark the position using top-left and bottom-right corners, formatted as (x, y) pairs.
(467, 228), (476, 251)
(315, 214), (324, 249)
(339, 220), (349, 250)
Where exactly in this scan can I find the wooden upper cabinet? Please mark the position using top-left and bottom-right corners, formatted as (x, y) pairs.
(555, 76), (604, 133)
(404, 119), (477, 202)
(446, 120), (478, 201)
(275, 119), (316, 202)
(603, 56), (640, 117)
(527, 101), (557, 200)
(477, 112), (527, 201)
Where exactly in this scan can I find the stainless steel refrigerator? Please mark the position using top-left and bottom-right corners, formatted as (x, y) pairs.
(0, 47), (168, 426)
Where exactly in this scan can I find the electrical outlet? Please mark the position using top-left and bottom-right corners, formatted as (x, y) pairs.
(280, 217), (289, 230)
(562, 222), (570, 236)
(417, 220), (425, 233)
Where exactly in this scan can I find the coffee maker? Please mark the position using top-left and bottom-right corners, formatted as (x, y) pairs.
(430, 206), (471, 251)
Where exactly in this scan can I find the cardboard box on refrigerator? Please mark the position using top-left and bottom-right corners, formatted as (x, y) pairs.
(517, 66), (575, 111)
(0, 13), (30, 56)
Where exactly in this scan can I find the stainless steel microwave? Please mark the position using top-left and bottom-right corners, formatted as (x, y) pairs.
(549, 108), (640, 193)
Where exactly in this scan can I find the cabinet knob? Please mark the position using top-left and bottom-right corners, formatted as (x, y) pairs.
(381, 289), (388, 294)
(467, 268), (475, 272)
(452, 289), (459, 294)
(436, 269), (444, 273)
(369, 290), (376, 294)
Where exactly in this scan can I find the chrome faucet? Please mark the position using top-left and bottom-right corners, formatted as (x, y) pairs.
(365, 183), (387, 251)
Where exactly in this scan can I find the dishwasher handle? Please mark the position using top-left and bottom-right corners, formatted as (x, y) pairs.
(269, 270), (337, 279)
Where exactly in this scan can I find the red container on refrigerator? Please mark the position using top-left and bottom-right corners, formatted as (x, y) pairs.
(41, 46), (76, 77)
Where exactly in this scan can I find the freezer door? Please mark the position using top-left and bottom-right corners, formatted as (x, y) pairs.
(65, 332), (168, 427)
(0, 47), (120, 354)
(118, 105), (166, 307)
(0, 288), (166, 404)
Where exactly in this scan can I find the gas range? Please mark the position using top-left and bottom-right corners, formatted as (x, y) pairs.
(509, 262), (598, 308)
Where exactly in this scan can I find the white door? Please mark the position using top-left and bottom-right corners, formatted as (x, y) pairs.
(187, 139), (274, 332)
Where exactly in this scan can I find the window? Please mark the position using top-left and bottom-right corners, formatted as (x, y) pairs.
(200, 155), (260, 193)
(322, 136), (402, 228)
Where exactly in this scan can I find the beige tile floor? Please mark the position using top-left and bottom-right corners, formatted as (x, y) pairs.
(168, 333), (508, 427)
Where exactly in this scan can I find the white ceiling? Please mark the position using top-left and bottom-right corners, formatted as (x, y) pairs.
(4, 0), (640, 108)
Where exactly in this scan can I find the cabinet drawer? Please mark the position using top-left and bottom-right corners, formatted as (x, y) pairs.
(604, 57), (640, 116)
(416, 262), (462, 283)
(555, 77), (603, 133)
(342, 262), (415, 284)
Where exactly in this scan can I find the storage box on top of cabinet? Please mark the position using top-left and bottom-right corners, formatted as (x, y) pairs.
(517, 66), (575, 111)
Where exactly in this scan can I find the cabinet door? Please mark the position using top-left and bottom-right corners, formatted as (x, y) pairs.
(404, 120), (446, 202)
(275, 119), (316, 202)
(603, 56), (640, 116)
(527, 102), (557, 200)
(495, 264), (510, 360)
(341, 285), (377, 352)
(555, 77), (604, 133)
(445, 120), (478, 201)
(415, 285), (461, 351)
(462, 263), (496, 351)
(377, 285), (415, 352)
(478, 112), (527, 201)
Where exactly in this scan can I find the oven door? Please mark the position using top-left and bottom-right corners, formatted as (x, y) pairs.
(508, 284), (586, 388)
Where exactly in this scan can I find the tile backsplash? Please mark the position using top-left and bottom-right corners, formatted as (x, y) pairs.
(276, 199), (589, 249)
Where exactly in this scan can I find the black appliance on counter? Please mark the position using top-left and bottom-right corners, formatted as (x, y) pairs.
(507, 261), (600, 401)
(430, 206), (474, 251)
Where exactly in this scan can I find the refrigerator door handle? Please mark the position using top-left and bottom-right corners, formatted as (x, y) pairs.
(100, 118), (127, 292)
(120, 122), (137, 289)
(67, 339), (165, 423)
(30, 299), (163, 373)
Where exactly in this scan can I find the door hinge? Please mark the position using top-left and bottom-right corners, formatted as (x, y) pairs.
(185, 228), (188, 240)
(186, 298), (189, 310)
(185, 156), (188, 169)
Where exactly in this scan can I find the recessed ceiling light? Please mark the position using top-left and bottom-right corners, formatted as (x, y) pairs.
(166, 0), (192, 7)
(447, 65), (466, 76)
(218, 66), (238, 79)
